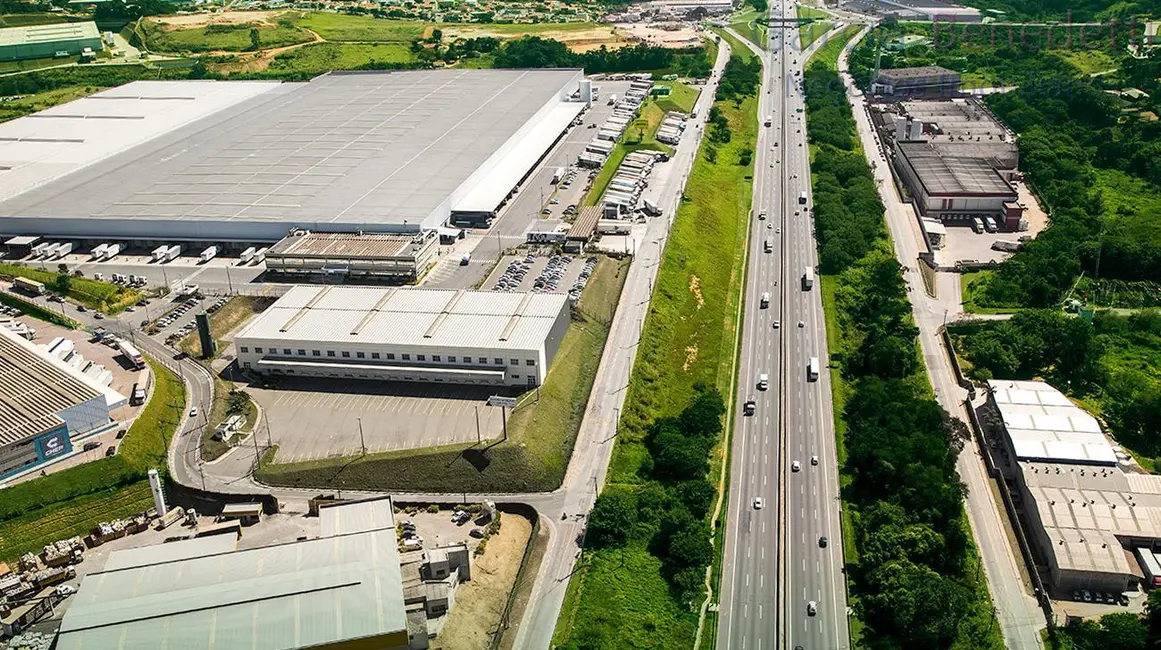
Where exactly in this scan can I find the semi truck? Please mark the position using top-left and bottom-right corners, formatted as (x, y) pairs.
(760, 292), (770, 308)
(798, 191), (808, 205)
(199, 246), (217, 263)
(116, 339), (145, 370)
(803, 266), (814, 290)
(765, 115), (773, 126)
(13, 277), (45, 296)
(808, 356), (820, 382)
(642, 199), (662, 216)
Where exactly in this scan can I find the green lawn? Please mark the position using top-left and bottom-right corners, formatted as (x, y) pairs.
(256, 257), (629, 493)
(0, 55), (74, 74)
(555, 68), (755, 649)
(799, 17), (834, 50)
(654, 80), (699, 115)
(295, 13), (426, 42)
(1051, 48), (1118, 75)
(266, 42), (416, 75)
(729, 6), (767, 50)
(142, 19), (314, 53)
(808, 25), (862, 69)
(0, 358), (184, 562)
(0, 263), (140, 313)
(200, 377), (259, 462)
(960, 270), (1022, 314)
(0, 13), (78, 26)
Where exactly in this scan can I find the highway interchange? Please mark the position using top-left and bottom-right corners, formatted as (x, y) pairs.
(718, 8), (849, 650)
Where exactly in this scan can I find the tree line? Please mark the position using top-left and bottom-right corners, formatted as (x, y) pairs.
(805, 63), (1001, 648)
(492, 36), (712, 77)
(586, 386), (724, 605)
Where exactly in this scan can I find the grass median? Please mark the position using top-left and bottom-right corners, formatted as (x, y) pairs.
(255, 256), (629, 493)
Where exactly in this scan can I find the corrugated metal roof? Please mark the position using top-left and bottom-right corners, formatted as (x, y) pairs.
(0, 327), (102, 446)
(237, 286), (568, 353)
(58, 499), (407, 650)
(0, 21), (99, 47)
(104, 535), (239, 571)
(990, 379), (1112, 465)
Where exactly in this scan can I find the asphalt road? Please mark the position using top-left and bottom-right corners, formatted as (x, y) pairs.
(717, 10), (850, 650)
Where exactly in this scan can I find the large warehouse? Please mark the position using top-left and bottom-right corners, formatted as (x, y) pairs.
(0, 328), (119, 479)
(0, 21), (102, 62)
(0, 69), (587, 241)
(987, 380), (1161, 595)
(234, 286), (570, 387)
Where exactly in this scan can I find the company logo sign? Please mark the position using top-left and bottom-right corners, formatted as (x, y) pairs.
(38, 431), (68, 459)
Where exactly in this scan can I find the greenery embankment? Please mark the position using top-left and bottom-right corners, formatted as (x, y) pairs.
(797, 6), (832, 49)
(553, 47), (759, 650)
(0, 263), (140, 313)
(200, 380), (259, 462)
(256, 256), (629, 493)
(141, 15), (314, 53)
(177, 296), (274, 360)
(0, 291), (80, 328)
(729, 5), (767, 50)
(0, 358), (184, 561)
(951, 308), (1161, 463)
(805, 51), (1003, 649)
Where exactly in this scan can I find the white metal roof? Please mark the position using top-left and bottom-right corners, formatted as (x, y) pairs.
(989, 379), (1113, 465)
(236, 285), (568, 353)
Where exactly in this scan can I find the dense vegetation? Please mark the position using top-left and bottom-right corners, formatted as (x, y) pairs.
(959, 0), (1161, 22)
(806, 60), (1002, 648)
(1050, 589), (1161, 649)
(953, 309), (1161, 460)
(492, 36), (712, 77)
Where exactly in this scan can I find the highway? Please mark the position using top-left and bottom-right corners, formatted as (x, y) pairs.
(718, 8), (849, 650)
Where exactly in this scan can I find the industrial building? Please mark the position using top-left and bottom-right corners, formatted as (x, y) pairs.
(841, 0), (980, 22)
(0, 21), (102, 62)
(0, 328), (121, 479)
(264, 230), (440, 281)
(56, 498), (441, 650)
(871, 66), (962, 97)
(0, 69), (588, 242)
(234, 285), (571, 387)
(877, 98), (1023, 229)
(987, 380), (1161, 595)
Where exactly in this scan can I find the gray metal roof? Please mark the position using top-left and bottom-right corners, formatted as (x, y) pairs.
(0, 69), (583, 238)
(0, 21), (99, 47)
(235, 285), (569, 353)
(57, 499), (407, 650)
(0, 327), (101, 447)
(898, 141), (1015, 196)
(267, 231), (421, 260)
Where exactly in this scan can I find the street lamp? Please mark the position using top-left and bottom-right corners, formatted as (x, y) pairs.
(357, 417), (367, 455)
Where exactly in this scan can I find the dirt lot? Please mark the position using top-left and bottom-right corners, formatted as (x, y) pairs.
(150, 10), (294, 28)
(617, 22), (703, 48)
(435, 513), (533, 650)
(443, 25), (630, 52)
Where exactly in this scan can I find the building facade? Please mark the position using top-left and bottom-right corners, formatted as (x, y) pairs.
(0, 22), (102, 62)
(872, 66), (962, 97)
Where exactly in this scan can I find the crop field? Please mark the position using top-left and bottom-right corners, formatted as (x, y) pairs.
(256, 257), (629, 493)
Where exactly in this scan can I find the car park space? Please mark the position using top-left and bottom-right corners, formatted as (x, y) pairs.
(482, 252), (595, 297)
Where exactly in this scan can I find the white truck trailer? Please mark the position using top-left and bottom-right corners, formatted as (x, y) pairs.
(199, 246), (217, 263)
(101, 243), (121, 261)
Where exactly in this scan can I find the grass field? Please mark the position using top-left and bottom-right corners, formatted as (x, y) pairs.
(654, 80), (699, 114)
(809, 25), (861, 69)
(729, 6), (767, 50)
(256, 257), (629, 493)
(295, 13), (425, 42)
(0, 55), (73, 74)
(798, 7), (833, 50)
(1052, 48), (1118, 75)
(960, 270), (1023, 314)
(554, 65), (755, 648)
(582, 100), (676, 207)
(142, 19), (314, 53)
(200, 377), (259, 462)
(177, 296), (273, 359)
(0, 13), (79, 27)
(0, 263), (140, 314)
(266, 42), (416, 75)
(0, 359), (184, 562)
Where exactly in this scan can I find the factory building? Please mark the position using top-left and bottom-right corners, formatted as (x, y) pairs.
(56, 498), (429, 650)
(264, 230), (440, 282)
(234, 286), (571, 387)
(0, 22), (102, 62)
(0, 69), (587, 241)
(0, 328), (120, 479)
(872, 66), (962, 97)
(987, 380), (1161, 595)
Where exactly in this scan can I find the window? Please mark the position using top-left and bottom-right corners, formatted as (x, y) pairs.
(298, 349), (306, 356)
(327, 351), (336, 357)
(283, 349), (291, 356)
(387, 353), (396, 360)
(243, 362), (251, 369)
(513, 374), (521, 379)
(312, 350), (321, 357)
(526, 359), (535, 366)
(341, 351), (350, 358)
(447, 356), (455, 363)
(357, 352), (365, 359)
(510, 358), (519, 366)
(254, 347), (263, 354)
(495, 358), (503, 365)
(417, 354), (426, 361)
(480, 357), (488, 364)
(402, 354), (410, 361)
(371, 352), (380, 359)
(433, 355), (441, 362)
(240, 346), (249, 353)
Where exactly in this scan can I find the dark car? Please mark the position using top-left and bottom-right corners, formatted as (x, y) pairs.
(819, 536), (828, 548)
(743, 399), (756, 416)
(105, 446), (116, 457)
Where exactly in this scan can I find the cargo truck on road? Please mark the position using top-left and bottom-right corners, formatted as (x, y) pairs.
(808, 356), (820, 382)
(803, 266), (814, 290)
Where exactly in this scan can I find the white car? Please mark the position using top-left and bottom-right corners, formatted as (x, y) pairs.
(753, 497), (764, 509)
(189, 407), (198, 418)
(791, 460), (801, 472)
(56, 585), (76, 597)
(811, 455), (819, 466)
(807, 601), (817, 616)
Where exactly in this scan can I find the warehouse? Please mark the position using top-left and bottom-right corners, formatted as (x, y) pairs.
(234, 286), (570, 387)
(0, 328), (119, 479)
(0, 69), (587, 241)
(986, 380), (1161, 595)
(56, 498), (425, 650)
(0, 21), (102, 62)
(264, 230), (439, 281)
(872, 66), (962, 97)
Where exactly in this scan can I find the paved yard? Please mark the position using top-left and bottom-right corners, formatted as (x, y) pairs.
(250, 379), (517, 462)
(935, 222), (1019, 266)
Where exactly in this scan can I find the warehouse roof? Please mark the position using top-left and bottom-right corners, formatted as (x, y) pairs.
(0, 69), (583, 239)
(0, 327), (103, 447)
(0, 21), (99, 47)
(267, 231), (424, 260)
(876, 66), (960, 83)
(57, 498), (405, 650)
(235, 285), (569, 352)
(898, 141), (1015, 196)
(990, 379), (1113, 465)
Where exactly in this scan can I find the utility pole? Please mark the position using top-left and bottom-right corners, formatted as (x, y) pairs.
(358, 416), (367, 455)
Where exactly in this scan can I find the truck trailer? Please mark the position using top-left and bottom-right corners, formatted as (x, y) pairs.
(803, 266), (814, 290)
(199, 246), (217, 263)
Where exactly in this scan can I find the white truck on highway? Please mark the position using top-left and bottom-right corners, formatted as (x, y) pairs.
(760, 292), (770, 308)
(808, 356), (820, 382)
(798, 191), (808, 205)
(803, 266), (814, 290)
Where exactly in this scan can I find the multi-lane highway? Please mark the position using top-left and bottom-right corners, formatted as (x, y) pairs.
(718, 7), (850, 650)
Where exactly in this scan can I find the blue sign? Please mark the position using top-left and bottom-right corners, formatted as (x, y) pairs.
(35, 428), (70, 460)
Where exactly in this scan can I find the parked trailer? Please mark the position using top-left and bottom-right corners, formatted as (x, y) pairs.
(252, 247), (268, 265)
(151, 245), (168, 261)
(163, 245), (182, 262)
(1137, 548), (1161, 588)
(239, 247), (257, 264)
(30, 242), (50, 258)
(102, 243), (121, 261)
(199, 246), (217, 263)
(597, 219), (631, 235)
(90, 244), (108, 260)
(53, 242), (73, 258)
(552, 167), (565, 184)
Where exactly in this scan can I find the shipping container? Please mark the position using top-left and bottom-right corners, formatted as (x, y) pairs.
(152, 245), (168, 261)
(53, 242), (73, 258)
(164, 245), (182, 262)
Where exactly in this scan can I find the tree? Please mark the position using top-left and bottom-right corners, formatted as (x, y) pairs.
(54, 273), (71, 295)
(249, 28), (261, 52)
(1097, 612), (1147, 650)
(672, 479), (716, 520)
(586, 490), (636, 548)
(678, 387), (725, 438)
(1145, 589), (1161, 648)
(431, 28), (443, 43)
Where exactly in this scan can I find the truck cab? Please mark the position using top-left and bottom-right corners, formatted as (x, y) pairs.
(757, 373), (769, 391)
(760, 292), (770, 308)
(743, 398), (756, 416)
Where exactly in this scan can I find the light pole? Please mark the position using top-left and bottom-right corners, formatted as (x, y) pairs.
(357, 416), (367, 455)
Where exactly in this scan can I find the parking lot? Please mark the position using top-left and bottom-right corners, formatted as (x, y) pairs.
(481, 252), (598, 300)
(149, 295), (228, 343)
(249, 379), (513, 462)
(934, 222), (1020, 266)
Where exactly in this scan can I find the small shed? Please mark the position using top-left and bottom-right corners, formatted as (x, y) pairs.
(218, 502), (264, 526)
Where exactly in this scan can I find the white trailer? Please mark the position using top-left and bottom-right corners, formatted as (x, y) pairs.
(31, 242), (51, 258)
(102, 243), (121, 261)
(42, 242), (61, 259)
(239, 247), (257, 264)
(152, 245), (168, 261)
(552, 167), (565, 184)
(163, 245), (182, 262)
(90, 244), (108, 260)
(803, 266), (814, 290)
(53, 242), (73, 258)
(199, 246), (217, 263)
(643, 199), (661, 216)
(808, 357), (820, 382)
(252, 247), (268, 265)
